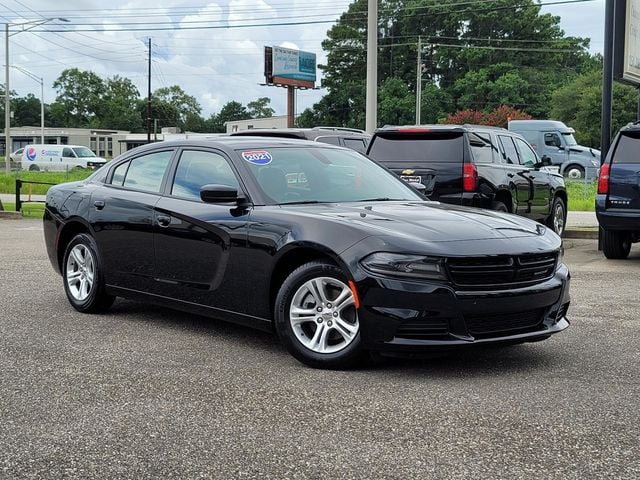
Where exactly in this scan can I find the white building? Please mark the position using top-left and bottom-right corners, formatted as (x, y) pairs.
(225, 115), (288, 133)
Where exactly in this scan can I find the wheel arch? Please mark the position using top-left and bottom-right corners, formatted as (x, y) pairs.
(268, 243), (349, 317)
(493, 189), (514, 213)
(56, 218), (94, 272)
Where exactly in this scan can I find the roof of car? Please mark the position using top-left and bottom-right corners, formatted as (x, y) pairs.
(375, 124), (508, 133)
(230, 127), (370, 140)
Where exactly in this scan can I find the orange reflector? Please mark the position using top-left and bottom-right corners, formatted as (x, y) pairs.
(348, 280), (361, 309)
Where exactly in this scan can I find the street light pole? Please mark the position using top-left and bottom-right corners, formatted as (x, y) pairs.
(11, 66), (45, 144)
(365, 0), (377, 133)
(4, 17), (68, 173)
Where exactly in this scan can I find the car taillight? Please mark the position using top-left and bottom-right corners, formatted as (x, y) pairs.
(598, 163), (610, 194)
(463, 163), (477, 192)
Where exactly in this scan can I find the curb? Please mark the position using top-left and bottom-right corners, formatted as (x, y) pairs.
(0, 211), (23, 219)
(563, 228), (599, 240)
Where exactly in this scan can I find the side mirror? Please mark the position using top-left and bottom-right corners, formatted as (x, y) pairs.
(540, 155), (552, 166)
(200, 184), (242, 203)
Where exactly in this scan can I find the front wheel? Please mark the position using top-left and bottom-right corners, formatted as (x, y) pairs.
(547, 196), (566, 236)
(274, 261), (363, 369)
(564, 165), (584, 180)
(63, 233), (115, 313)
(602, 229), (632, 259)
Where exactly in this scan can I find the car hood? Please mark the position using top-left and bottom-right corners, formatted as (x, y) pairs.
(280, 201), (548, 243)
(568, 145), (600, 158)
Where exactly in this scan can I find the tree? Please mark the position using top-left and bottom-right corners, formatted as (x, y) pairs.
(208, 101), (251, 132)
(153, 85), (201, 127)
(247, 97), (275, 118)
(98, 76), (143, 131)
(305, 0), (591, 127)
(51, 68), (106, 127)
(550, 69), (638, 148)
(378, 77), (415, 126)
(443, 105), (532, 127)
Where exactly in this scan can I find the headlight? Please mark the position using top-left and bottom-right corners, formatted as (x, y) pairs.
(360, 252), (447, 280)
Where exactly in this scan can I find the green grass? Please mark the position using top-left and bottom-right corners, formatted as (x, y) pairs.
(566, 180), (596, 212)
(1, 201), (45, 218)
(0, 169), (94, 194)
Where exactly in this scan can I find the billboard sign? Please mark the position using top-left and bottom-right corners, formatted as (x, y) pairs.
(264, 46), (316, 88)
(614, 0), (640, 85)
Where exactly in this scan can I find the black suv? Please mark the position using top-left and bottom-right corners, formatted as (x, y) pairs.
(366, 125), (568, 235)
(596, 124), (640, 258)
(231, 127), (371, 153)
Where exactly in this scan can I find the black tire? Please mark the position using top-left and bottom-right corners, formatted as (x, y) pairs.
(274, 261), (364, 369)
(546, 196), (566, 236)
(602, 229), (632, 259)
(563, 164), (584, 180)
(28, 164), (40, 172)
(62, 233), (115, 313)
(491, 200), (509, 213)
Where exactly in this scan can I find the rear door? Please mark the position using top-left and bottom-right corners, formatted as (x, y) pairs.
(367, 131), (464, 203)
(90, 149), (174, 291)
(608, 132), (640, 210)
(497, 135), (533, 216)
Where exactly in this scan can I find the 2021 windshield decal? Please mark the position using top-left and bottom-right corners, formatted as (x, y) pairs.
(242, 150), (273, 165)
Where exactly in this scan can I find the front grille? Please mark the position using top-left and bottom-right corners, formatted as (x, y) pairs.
(446, 252), (557, 289)
(395, 318), (450, 340)
(465, 309), (545, 338)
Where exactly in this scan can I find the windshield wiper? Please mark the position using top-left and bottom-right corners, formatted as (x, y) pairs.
(356, 197), (403, 202)
(279, 200), (322, 205)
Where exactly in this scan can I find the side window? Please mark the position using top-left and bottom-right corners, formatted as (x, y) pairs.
(171, 150), (240, 200)
(469, 133), (495, 164)
(343, 138), (367, 153)
(514, 138), (538, 168)
(498, 136), (519, 164)
(111, 161), (130, 186)
(62, 148), (74, 158)
(544, 133), (562, 148)
(122, 150), (173, 193)
(315, 136), (340, 146)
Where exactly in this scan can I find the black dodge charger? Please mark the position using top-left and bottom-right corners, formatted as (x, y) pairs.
(43, 137), (570, 368)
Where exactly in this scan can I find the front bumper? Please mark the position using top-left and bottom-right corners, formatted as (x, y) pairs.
(356, 264), (570, 353)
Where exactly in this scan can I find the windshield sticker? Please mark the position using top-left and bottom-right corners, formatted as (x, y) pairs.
(242, 150), (272, 165)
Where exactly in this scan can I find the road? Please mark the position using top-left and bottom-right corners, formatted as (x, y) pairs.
(0, 219), (638, 479)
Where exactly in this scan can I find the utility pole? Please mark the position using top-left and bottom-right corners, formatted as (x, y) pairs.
(415, 36), (422, 125)
(5, 23), (10, 172)
(601, 0), (614, 157)
(147, 37), (151, 143)
(365, 0), (377, 133)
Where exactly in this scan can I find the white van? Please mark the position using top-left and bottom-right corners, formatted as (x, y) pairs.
(20, 144), (107, 171)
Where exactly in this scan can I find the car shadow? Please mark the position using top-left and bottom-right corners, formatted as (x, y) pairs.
(107, 299), (567, 378)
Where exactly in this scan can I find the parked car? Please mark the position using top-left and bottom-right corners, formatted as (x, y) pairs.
(44, 138), (569, 369)
(508, 120), (600, 180)
(10, 148), (24, 163)
(231, 127), (371, 153)
(366, 125), (568, 236)
(21, 144), (107, 171)
(596, 124), (640, 259)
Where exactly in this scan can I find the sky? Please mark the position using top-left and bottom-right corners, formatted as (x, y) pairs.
(1, 0), (606, 121)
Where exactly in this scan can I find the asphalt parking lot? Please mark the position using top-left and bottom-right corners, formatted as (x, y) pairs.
(1, 219), (639, 479)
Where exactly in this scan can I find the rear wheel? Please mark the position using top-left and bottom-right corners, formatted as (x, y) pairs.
(602, 229), (632, 259)
(63, 233), (115, 313)
(274, 261), (363, 369)
(547, 196), (566, 236)
(28, 164), (40, 172)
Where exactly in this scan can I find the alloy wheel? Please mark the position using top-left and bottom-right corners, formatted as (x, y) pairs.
(289, 277), (359, 354)
(553, 201), (565, 235)
(66, 244), (95, 301)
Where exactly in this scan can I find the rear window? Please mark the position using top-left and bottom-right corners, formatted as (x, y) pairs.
(469, 133), (495, 164)
(613, 133), (640, 164)
(368, 133), (463, 163)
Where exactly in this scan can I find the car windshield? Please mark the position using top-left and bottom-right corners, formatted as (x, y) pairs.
(561, 132), (577, 146)
(238, 146), (422, 205)
(72, 147), (97, 158)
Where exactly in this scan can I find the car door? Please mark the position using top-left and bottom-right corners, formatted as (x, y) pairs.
(514, 137), (551, 220)
(90, 149), (175, 291)
(543, 131), (568, 166)
(152, 148), (251, 312)
(497, 135), (532, 215)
